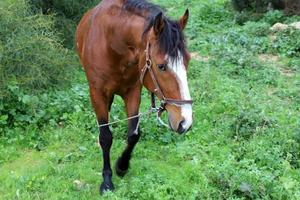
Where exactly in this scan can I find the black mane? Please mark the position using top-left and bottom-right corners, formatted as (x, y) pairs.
(123, 0), (186, 60)
(123, 0), (163, 17)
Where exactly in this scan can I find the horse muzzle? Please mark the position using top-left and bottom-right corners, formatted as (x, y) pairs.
(167, 105), (193, 134)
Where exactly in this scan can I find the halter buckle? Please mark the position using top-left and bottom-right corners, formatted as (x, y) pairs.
(146, 59), (152, 67)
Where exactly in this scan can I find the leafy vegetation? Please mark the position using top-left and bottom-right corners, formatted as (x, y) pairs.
(1, 0), (300, 199)
(0, 0), (77, 93)
(231, 0), (300, 15)
(28, 0), (100, 48)
(0, 0), (81, 132)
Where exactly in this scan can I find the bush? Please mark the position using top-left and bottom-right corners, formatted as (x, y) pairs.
(29, 0), (99, 20)
(28, 0), (100, 48)
(234, 11), (264, 25)
(272, 28), (300, 57)
(0, 0), (77, 96)
(232, 0), (284, 13)
(284, 0), (300, 15)
(232, 0), (300, 15)
(0, 0), (80, 129)
(0, 84), (92, 133)
(263, 10), (285, 24)
(243, 21), (271, 36)
(233, 109), (276, 140)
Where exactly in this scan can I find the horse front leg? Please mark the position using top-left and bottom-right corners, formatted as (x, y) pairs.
(89, 87), (115, 194)
(99, 120), (114, 193)
(116, 86), (142, 177)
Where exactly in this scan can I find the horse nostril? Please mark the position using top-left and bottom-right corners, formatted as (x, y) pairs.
(177, 120), (186, 134)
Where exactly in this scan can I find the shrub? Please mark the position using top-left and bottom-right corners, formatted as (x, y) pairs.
(0, 0), (80, 129)
(232, 0), (300, 15)
(29, 0), (99, 20)
(243, 21), (271, 36)
(0, 0), (77, 97)
(28, 0), (100, 48)
(232, 0), (285, 13)
(234, 11), (264, 25)
(263, 10), (285, 24)
(233, 109), (276, 140)
(284, 0), (300, 15)
(0, 84), (92, 133)
(272, 28), (300, 57)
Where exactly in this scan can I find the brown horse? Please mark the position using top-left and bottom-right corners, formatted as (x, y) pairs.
(76, 0), (193, 194)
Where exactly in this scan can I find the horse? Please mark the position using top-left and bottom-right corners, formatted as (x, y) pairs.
(76, 0), (193, 194)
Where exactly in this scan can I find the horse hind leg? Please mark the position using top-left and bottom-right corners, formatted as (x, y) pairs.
(115, 87), (142, 177)
(89, 87), (115, 194)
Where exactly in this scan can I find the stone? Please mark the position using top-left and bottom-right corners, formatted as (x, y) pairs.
(290, 22), (300, 30)
(270, 23), (288, 32)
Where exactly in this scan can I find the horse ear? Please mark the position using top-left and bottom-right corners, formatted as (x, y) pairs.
(179, 9), (189, 30)
(153, 12), (164, 36)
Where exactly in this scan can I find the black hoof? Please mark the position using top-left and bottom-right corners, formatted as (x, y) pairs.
(100, 181), (114, 195)
(115, 157), (129, 177)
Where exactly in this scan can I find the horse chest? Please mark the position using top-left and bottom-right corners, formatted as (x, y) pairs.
(119, 64), (139, 84)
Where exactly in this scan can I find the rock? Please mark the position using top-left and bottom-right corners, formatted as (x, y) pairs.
(258, 54), (279, 62)
(190, 52), (210, 62)
(290, 22), (300, 30)
(270, 22), (300, 32)
(73, 180), (86, 191)
(270, 23), (288, 32)
(239, 182), (252, 193)
(268, 35), (277, 42)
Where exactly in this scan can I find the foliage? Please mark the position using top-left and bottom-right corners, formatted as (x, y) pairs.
(283, 0), (300, 15)
(28, 0), (100, 48)
(0, 0), (78, 96)
(232, 0), (300, 25)
(234, 11), (264, 25)
(29, 0), (99, 20)
(263, 9), (285, 24)
(0, 84), (92, 134)
(272, 28), (300, 57)
(232, 0), (285, 12)
(231, 0), (300, 14)
(0, 0), (81, 135)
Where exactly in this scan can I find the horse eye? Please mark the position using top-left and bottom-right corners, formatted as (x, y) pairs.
(157, 64), (167, 71)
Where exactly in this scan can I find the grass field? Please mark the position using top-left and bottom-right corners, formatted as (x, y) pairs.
(1, 0), (300, 199)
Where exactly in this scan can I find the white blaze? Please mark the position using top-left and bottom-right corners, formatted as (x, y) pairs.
(168, 53), (193, 131)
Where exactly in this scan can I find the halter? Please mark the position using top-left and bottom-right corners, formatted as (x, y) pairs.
(140, 40), (193, 123)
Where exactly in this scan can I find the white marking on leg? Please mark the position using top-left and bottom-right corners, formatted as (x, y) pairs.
(133, 117), (140, 135)
(168, 53), (193, 131)
(96, 119), (101, 147)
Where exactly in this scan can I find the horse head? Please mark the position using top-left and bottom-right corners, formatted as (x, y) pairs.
(140, 10), (193, 134)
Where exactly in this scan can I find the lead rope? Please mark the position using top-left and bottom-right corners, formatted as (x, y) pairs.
(97, 98), (169, 128)
(97, 107), (158, 128)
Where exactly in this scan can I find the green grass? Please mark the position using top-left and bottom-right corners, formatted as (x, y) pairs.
(1, 0), (300, 199)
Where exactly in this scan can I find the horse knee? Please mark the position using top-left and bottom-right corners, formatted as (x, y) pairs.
(128, 132), (140, 146)
(127, 117), (141, 145)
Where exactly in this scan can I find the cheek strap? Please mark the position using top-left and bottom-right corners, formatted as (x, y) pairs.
(140, 40), (193, 106)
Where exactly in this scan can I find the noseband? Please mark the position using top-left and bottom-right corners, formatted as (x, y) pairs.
(140, 40), (193, 121)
